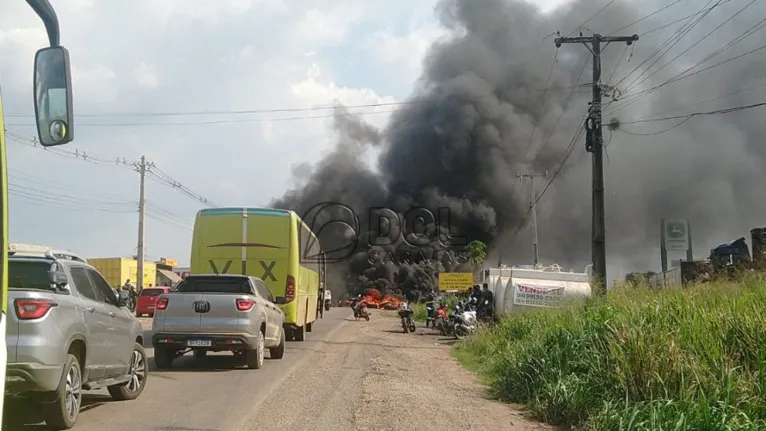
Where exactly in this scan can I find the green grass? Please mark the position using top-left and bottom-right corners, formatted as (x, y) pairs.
(452, 275), (766, 430)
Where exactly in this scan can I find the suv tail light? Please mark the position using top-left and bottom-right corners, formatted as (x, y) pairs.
(15, 299), (57, 320)
(155, 297), (169, 310)
(236, 299), (254, 311)
(285, 275), (295, 302)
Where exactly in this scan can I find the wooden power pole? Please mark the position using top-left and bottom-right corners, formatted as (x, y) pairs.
(554, 32), (638, 294)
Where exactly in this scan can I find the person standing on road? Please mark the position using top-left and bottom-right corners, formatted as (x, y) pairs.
(479, 283), (494, 319)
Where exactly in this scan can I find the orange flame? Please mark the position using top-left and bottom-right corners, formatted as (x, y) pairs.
(358, 288), (405, 310)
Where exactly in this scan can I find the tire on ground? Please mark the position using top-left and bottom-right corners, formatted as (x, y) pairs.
(108, 342), (148, 401)
(270, 327), (286, 360)
(154, 347), (174, 369)
(245, 331), (265, 369)
(41, 353), (82, 430)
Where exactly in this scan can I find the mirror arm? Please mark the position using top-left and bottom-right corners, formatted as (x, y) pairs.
(26, 0), (61, 47)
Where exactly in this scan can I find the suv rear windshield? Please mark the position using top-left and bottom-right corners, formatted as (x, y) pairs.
(9, 260), (58, 290)
(176, 277), (252, 294)
(140, 288), (165, 297)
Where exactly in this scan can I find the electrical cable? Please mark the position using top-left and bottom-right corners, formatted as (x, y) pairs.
(569, 0), (617, 36)
(531, 58), (590, 165)
(605, 40), (766, 116)
(606, 0), (689, 35)
(3, 85), (586, 119)
(618, 0), (721, 92)
(623, 0), (758, 94)
(522, 48), (559, 160)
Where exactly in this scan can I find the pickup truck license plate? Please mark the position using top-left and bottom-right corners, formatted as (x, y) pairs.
(187, 339), (212, 347)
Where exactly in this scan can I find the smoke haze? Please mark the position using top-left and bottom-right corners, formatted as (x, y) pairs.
(273, 0), (766, 294)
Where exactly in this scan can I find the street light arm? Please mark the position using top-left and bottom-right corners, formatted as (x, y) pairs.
(25, 0), (60, 47)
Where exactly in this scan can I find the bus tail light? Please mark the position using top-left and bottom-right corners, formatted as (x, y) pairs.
(285, 275), (295, 301)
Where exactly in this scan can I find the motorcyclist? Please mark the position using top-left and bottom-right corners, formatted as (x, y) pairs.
(424, 290), (436, 328)
(121, 279), (137, 310)
(478, 283), (494, 320)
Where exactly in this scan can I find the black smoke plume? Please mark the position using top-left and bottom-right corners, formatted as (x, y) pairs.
(273, 0), (766, 294)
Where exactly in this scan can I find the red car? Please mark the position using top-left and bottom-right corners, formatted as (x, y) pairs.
(136, 286), (172, 317)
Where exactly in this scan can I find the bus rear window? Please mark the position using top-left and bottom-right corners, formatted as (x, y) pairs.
(176, 277), (252, 294)
(140, 288), (165, 297)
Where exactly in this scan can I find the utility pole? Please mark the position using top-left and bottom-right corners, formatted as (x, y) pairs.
(135, 156), (148, 292)
(554, 32), (638, 294)
(517, 172), (547, 266)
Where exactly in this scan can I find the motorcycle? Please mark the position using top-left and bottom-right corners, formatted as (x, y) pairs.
(118, 290), (136, 313)
(434, 305), (451, 336)
(398, 304), (416, 334)
(353, 302), (370, 321)
(452, 303), (478, 340)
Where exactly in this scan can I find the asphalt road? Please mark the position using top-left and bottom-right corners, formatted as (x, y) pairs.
(5, 308), (352, 431)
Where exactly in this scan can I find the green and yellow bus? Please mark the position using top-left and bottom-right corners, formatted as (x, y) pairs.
(190, 207), (327, 341)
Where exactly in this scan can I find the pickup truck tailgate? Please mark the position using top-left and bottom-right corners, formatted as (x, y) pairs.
(199, 294), (250, 333)
(6, 289), (68, 364)
(154, 293), (203, 332)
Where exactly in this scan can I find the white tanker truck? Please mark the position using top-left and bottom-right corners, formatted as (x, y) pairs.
(481, 264), (592, 315)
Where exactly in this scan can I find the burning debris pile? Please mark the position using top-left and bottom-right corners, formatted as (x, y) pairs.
(352, 288), (406, 310)
(273, 0), (766, 296)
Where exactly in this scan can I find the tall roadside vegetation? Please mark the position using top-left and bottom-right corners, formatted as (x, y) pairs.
(453, 276), (766, 430)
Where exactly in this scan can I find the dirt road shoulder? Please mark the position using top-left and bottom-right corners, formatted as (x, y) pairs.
(353, 311), (552, 431)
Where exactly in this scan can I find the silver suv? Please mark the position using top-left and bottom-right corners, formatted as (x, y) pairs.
(5, 248), (147, 430)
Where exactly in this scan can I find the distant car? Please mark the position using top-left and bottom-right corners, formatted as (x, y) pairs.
(151, 274), (286, 370)
(5, 247), (147, 430)
(135, 286), (172, 317)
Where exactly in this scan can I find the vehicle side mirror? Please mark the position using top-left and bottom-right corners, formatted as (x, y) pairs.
(47, 270), (68, 285)
(33, 46), (74, 147)
(274, 296), (287, 305)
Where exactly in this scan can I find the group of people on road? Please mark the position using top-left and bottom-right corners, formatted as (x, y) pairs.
(468, 283), (495, 321)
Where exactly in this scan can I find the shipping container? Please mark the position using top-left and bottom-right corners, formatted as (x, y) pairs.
(87, 257), (157, 288)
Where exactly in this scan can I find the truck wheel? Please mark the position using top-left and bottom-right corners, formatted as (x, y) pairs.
(246, 331), (265, 369)
(306, 322), (313, 333)
(154, 347), (174, 369)
(269, 328), (286, 360)
(108, 342), (148, 401)
(325, 303), (330, 311)
(294, 325), (306, 341)
(42, 354), (82, 430)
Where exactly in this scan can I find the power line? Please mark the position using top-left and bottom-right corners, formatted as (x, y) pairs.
(607, 0), (689, 35)
(616, 0), (720, 92)
(605, 40), (766, 116)
(639, 0), (738, 37)
(522, 48), (559, 160)
(621, 78), (766, 123)
(531, 58), (590, 165)
(510, 121), (587, 241)
(614, 100), (766, 131)
(6, 129), (215, 206)
(622, 0), (758, 94)
(4, 85), (586, 119)
(569, 0), (617, 36)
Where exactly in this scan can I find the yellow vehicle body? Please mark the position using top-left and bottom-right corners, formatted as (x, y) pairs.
(190, 207), (325, 340)
(87, 257), (157, 288)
